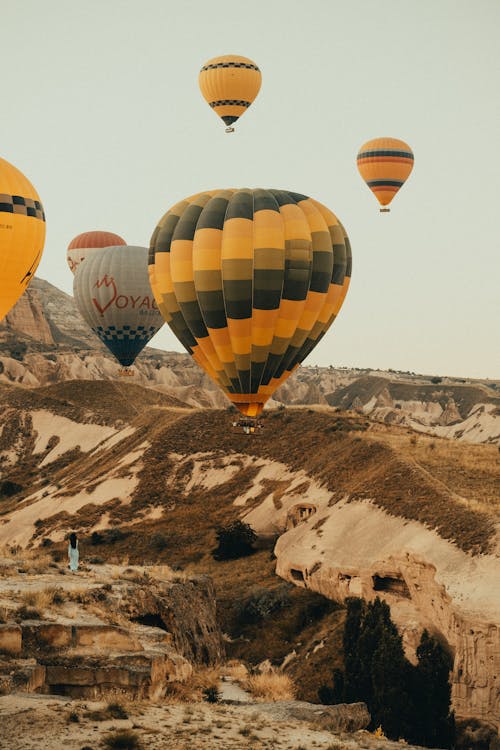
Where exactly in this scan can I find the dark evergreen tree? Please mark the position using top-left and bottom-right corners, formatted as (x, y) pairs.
(412, 630), (455, 748)
(319, 600), (455, 747)
(370, 623), (415, 738)
(318, 668), (344, 705)
(342, 597), (366, 703)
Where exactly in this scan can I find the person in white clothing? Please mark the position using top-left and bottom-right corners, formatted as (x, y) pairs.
(68, 532), (79, 572)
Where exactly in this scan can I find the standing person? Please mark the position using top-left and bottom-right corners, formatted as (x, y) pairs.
(68, 532), (79, 572)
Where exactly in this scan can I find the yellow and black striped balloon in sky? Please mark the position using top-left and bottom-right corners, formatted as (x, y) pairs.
(0, 156), (46, 321)
(149, 189), (352, 417)
(357, 138), (414, 211)
(199, 55), (261, 132)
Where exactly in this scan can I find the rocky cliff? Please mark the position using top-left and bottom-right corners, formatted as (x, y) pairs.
(0, 559), (223, 701)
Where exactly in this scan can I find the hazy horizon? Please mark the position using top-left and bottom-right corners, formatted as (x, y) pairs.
(2, 0), (499, 378)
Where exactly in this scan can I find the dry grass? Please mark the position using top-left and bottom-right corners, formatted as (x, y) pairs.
(221, 660), (248, 682)
(372, 426), (500, 513)
(243, 668), (296, 701)
(19, 586), (60, 610)
(0, 546), (53, 574)
(165, 666), (221, 704)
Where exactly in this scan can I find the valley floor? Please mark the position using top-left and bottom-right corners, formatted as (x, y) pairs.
(0, 693), (430, 750)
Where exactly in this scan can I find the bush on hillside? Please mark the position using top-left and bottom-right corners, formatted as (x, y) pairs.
(237, 584), (292, 625)
(90, 528), (129, 546)
(213, 520), (257, 560)
(0, 480), (23, 498)
(103, 730), (141, 750)
(150, 532), (169, 551)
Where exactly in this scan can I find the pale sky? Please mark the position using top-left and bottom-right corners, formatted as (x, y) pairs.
(2, 0), (499, 378)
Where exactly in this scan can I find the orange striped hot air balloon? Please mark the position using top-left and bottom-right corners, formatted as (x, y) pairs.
(199, 54), (262, 133)
(357, 138), (414, 212)
(67, 230), (126, 274)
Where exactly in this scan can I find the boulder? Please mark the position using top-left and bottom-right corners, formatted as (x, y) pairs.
(253, 700), (370, 732)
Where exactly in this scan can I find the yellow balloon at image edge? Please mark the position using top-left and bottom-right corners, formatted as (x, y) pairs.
(148, 188), (352, 417)
(0, 156), (46, 321)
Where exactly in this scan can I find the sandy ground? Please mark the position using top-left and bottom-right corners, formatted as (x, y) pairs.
(0, 693), (412, 750)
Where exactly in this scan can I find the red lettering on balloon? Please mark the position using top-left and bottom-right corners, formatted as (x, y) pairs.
(115, 295), (129, 309)
(92, 275), (117, 315)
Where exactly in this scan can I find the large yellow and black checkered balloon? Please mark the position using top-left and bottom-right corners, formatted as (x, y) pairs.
(149, 189), (352, 417)
(199, 55), (261, 130)
(0, 156), (46, 321)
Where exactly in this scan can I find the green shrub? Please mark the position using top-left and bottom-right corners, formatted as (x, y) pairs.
(150, 532), (168, 551)
(237, 584), (291, 625)
(107, 703), (128, 720)
(213, 520), (257, 560)
(103, 731), (141, 750)
(202, 685), (221, 703)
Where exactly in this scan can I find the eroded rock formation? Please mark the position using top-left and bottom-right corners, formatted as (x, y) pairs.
(0, 564), (223, 700)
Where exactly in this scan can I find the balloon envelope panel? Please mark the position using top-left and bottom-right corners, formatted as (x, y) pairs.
(149, 189), (351, 416)
(0, 156), (46, 321)
(74, 245), (163, 367)
(199, 55), (262, 127)
(357, 137), (414, 208)
(67, 230), (126, 274)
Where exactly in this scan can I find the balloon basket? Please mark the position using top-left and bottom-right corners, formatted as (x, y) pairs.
(225, 126), (235, 134)
(231, 418), (261, 435)
(117, 368), (134, 377)
(379, 208), (390, 213)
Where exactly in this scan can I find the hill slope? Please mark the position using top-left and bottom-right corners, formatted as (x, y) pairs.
(0, 379), (498, 725)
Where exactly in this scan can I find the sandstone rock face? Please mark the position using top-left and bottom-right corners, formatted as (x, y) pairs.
(0, 658), (46, 693)
(271, 499), (500, 727)
(0, 624), (22, 655)
(0, 565), (223, 700)
(439, 397), (463, 426)
(73, 624), (142, 652)
(124, 576), (224, 666)
(41, 649), (191, 699)
(21, 621), (73, 650)
(1, 287), (53, 346)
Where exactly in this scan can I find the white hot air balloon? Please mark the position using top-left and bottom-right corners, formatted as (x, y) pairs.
(73, 245), (163, 371)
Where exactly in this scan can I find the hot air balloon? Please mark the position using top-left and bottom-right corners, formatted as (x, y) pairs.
(149, 189), (351, 418)
(74, 245), (163, 372)
(67, 230), (126, 274)
(199, 55), (261, 133)
(0, 156), (46, 321)
(357, 138), (414, 212)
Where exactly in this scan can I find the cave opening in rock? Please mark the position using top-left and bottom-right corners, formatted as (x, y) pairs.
(132, 613), (168, 631)
(290, 568), (305, 583)
(372, 575), (411, 598)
